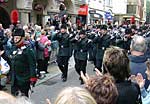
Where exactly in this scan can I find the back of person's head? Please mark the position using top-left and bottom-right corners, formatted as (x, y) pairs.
(85, 74), (118, 104)
(103, 46), (130, 81)
(130, 35), (147, 53)
(15, 96), (33, 104)
(0, 91), (16, 104)
(54, 87), (97, 104)
(146, 59), (150, 70)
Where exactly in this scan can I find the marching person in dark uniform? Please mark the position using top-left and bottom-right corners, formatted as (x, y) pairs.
(123, 28), (133, 52)
(11, 28), (37, 97)
(93, 25), (111, 71)
(72, 30), (91, 84)
(53, 25), (72, 82)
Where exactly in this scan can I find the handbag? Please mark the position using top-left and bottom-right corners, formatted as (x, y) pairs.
(44, 48), (49, 58)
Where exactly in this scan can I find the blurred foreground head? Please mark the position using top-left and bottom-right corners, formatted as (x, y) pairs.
(103, 46), (130, 81)
(0, 91), (16, 104)
(54, 87), (97, 104)
(85, 74), (118, 104)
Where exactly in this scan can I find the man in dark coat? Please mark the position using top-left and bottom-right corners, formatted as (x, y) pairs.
(129, 35), (150, 89)
(73, 30), (91, 84)
(53, 24), (72, 82)
(11, 28), (37, 97)
(93, 25), (111, 71)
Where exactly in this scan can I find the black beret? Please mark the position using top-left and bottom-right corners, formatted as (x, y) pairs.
(79, 30), (86, 35)
(100, 25), (107, 30)
(96, 25), (101, 29)
(131, 25), (137, 30)
(13, 28), (25, 37)
(60, 24), (67, 29)
(125, 28), (132, 34)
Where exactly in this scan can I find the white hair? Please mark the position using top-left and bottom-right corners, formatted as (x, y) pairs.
(130, 35), (147, 53)
(15, 96), (34, 104)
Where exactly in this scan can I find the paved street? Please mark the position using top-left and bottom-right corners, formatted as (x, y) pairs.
(30, 57), (95, 104)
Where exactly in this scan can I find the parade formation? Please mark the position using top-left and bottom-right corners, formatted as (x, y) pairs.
(1, 0), (150, 104)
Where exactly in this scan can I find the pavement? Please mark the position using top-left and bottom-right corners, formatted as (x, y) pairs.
(36, 56), (75, 86)
(3, 56), (75, 93)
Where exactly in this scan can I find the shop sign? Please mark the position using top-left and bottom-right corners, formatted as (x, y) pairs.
(78, 4), (88, 16)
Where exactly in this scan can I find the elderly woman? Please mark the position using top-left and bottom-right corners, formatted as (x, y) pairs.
(36, 29), (51, 78)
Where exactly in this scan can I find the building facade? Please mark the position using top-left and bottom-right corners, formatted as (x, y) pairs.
(123, 0), (146, 24)
(112, 0), (127, 25)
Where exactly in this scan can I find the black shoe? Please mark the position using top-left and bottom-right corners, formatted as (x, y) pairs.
(61, 74), (64, 78)
(62, 77), (67, 82)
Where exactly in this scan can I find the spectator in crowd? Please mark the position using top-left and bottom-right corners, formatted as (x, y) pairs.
(0, 91), (34, 104)
(81, 72), (118, 104)
(15, 96), (34, 104)
(0, 91), (16, 104)
(0, 24), (4, 37)
(134, 59), (150, 104)
(102, 46), (141, 104)
(39, 29), (51, 73)
(53, 87), (97, 104)
(129, 35), (150, 89)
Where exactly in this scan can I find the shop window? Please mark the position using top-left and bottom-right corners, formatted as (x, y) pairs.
(127, 5), (136, 14)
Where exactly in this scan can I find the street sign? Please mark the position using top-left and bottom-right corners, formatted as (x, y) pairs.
(105, 11), (113, 20)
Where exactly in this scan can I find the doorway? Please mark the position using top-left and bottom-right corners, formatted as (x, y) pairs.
(0, 7), (11, 28)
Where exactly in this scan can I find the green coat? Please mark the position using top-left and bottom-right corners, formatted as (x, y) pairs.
(11, 45), (36, 86)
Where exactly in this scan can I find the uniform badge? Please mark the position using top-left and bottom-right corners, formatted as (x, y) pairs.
(13, 51), (17, 55)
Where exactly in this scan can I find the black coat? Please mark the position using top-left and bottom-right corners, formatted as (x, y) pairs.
(93, 34), (111, 60)
(53, 32), (72, 57)
(116, 81), (141, 104)
(74, 37), (91, 60)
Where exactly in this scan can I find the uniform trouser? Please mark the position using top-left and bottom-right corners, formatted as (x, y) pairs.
(57, 56), (70, 78)
(11, 81), (30, 97)
(95, 59), (103, 72)
(88, 47), (94, 61)
(43, 57), (50, 73)
(75, 58), (87, 76)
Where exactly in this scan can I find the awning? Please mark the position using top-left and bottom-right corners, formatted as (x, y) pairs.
(90, 13), (103, 19)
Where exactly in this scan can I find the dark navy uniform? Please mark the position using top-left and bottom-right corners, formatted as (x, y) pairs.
(93, 33), (111, 71)
(53, 30), (72, 82)
(73, 30), (91, 84)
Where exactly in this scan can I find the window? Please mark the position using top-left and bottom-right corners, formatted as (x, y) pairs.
(127, 5), (136, 14)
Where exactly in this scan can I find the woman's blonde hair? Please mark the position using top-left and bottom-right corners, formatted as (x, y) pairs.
(54, 87), (97, 104)
(0, 91), (16, 104)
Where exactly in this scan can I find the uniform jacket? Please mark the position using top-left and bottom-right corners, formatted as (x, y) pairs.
(93, 34), (111, 60)
(11, 43), (36, 86)
(74, 37), (91, 60)
(53, 32), (72, 57)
